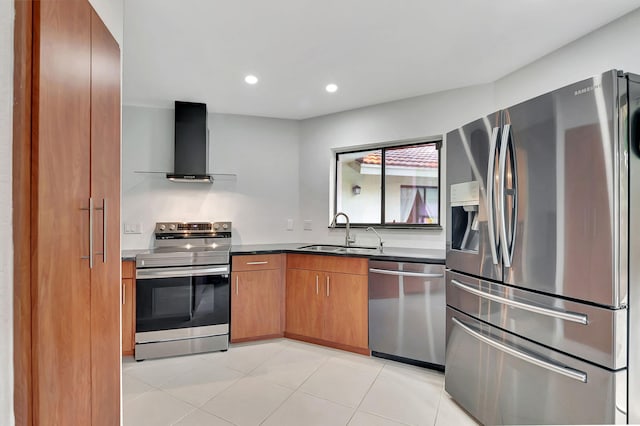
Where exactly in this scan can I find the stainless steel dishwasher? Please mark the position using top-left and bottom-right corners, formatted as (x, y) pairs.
(369, 260), (445, 369)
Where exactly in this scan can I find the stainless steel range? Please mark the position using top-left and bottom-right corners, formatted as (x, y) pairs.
(134, 222), (232, 360)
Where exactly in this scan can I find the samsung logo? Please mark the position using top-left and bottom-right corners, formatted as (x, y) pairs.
(574, 83), (601, 96)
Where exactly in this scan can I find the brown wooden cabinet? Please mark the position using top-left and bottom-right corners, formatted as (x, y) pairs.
(20, 2), (121, 424)
(231, 254), (285, 342)
(122, 261), (135, 356)
(322, 272), (368, 349)
(285, 268), (323, 339)
(285, 254), (369, 354)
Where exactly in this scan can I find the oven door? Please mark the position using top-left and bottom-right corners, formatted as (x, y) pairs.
(135, 265), (230, 342)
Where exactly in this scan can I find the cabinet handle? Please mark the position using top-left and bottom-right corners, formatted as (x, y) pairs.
(95, 199), (107, 263)
(316, 274), (319, 294)
(80, 198), (94, 269)
(246, 261), (268, 265)
(326, 276), (330, 297)
(236, 275), (239, 295)
(122, 283), (125, 305)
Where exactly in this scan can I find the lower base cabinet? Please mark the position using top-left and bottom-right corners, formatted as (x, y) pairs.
(284, 269), (323, 339)
(122, 261), (135, 356)
(285, 254), (369, 354)
(231, 254), (285, 342)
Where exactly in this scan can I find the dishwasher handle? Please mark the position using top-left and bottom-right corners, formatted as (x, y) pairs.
(369, 268), (444, 278)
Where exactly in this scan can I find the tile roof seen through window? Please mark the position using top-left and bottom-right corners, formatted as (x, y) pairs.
(358, 145), (438, 169)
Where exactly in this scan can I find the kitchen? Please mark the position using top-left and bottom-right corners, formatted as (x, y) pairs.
(5, 1), (640, 425)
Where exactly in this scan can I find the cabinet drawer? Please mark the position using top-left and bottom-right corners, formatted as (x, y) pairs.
(122, 260), (135, 279)
(232, 254), (283, 271)
(287, 254), (367, 275)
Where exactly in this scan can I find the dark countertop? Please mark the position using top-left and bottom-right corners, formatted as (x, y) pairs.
(231, 243), (445, 264)
(230, 243), (307, 255)
(122, 243), (445, 264)
(121, 249), (149, 261)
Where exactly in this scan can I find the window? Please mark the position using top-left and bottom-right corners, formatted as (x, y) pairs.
(334, 140), (441, 228)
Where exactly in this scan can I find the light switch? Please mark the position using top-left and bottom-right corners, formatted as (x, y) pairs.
(304, 220), (312, 231)
(124, 223), (142, 234)
(286, 219), (294, 231)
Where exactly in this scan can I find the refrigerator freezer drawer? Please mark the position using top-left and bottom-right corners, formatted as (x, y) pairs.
(445, 308), (626, 425)
(446, 270), (627, 370)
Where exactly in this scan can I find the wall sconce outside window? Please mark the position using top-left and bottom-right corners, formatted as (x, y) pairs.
(352, 185), (361, 195)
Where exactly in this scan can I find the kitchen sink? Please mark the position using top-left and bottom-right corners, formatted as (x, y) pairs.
(296, 244), (381, 255)
(297, 244), (345, 252)
(343, 247), (381, 255)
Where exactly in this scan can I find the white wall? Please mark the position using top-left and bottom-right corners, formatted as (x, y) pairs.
(88, 0), (123, 46)
(1, 0), (13, 423)
(298, 84), (495, 250)
(121, 106), (301, 248)
(495, 7), (640, 109)
(120, 7), (640, 252)
(296, 6), (640, 251)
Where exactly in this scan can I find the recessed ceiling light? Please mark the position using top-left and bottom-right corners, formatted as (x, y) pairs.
(325, 83), (338, 93)
(244, 75), (258, 85)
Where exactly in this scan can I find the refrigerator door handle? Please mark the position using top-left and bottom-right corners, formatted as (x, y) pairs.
(486, 126), (500, 265)
(452, 317), (587, 383)
(498, 124), (512, 268)
(450, 279), (588, 324)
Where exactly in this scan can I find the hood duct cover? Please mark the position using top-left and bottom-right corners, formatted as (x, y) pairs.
(167, 101), (213, 183)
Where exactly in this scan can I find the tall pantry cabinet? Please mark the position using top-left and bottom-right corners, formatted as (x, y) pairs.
(27, 1), (121, 424)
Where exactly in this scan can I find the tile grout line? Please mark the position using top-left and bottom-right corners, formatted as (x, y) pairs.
(432, 386), (446, 426)
(344, 358), (388, 425)
(258, 350), (332, 425)
(194, 343), (286, 419)
(241, 341), (290, 376)
(348, 361), (434, 426)
(123, 342), (459, 426)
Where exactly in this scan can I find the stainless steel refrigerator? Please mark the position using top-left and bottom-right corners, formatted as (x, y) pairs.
(444, 70), (640, 425)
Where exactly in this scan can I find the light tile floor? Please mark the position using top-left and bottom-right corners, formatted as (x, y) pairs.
(123, 339), (478, 426)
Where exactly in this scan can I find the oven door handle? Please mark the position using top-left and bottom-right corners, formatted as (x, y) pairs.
(136, 265), (230, 279)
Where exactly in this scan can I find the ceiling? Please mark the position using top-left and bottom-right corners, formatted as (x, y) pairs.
(123, 0), (640, 119)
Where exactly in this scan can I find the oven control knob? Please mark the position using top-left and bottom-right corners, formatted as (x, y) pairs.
(169, 224), (176, 231)
(159, 224), (166, 231)
(213, 223), (220, 230)
(222, 223), (229, 230)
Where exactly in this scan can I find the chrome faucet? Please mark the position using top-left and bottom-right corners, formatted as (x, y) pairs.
(365, 227), (384, 252)
(330, 212), (356, 247)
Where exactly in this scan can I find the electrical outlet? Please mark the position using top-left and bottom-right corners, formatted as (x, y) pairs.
(124, 223), (142, 234)
(303, 220), (312, 231)
(286, 219), (294, 231)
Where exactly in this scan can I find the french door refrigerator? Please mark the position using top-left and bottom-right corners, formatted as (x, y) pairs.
(445, 70), (640, 425)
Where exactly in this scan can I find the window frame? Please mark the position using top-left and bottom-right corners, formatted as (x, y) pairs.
(333, 138), (442, 229)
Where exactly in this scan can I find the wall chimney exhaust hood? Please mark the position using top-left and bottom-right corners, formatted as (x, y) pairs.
(133, 101), (235, 183)
(167, 101), (213, 183)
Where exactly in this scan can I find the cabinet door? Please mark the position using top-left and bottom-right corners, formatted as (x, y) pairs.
(231, 270), (283, 341)
(89, 10), (121, 426)
(323, 273), (368, 349)
(32, 1), (93, 424)
(122, 279), (134, 355)
(285, 269), (323, 339)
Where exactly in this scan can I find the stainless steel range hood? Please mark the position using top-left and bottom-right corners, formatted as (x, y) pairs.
(167, 101), (213, 183)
